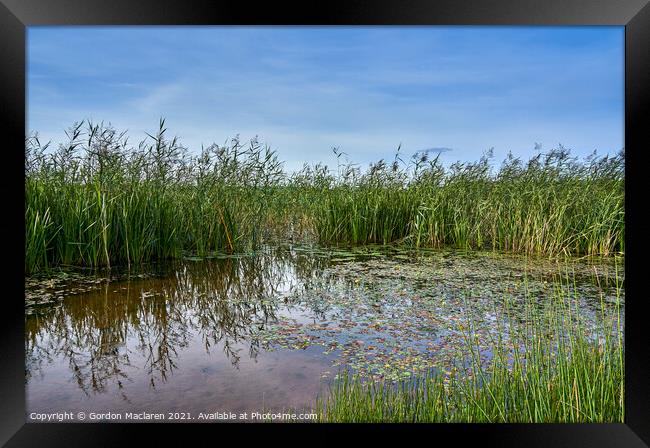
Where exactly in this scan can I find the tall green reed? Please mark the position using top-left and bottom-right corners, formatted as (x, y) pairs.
(317, 262), (624, 423)
(26, 120), (624, 274)
(25, 119), (284, 274)
(311, 146), (624, 257)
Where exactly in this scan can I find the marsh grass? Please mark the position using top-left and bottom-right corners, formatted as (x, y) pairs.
(316, 264), (624, 423)
(26, 120), (624, 274)
(25, 120), (284, 274)
(314, 148), (624, 256)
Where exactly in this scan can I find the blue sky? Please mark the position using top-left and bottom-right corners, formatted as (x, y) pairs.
(27, 26), (624, 173)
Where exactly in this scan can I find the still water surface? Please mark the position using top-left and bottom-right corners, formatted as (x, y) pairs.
(25, 246), (623, 421)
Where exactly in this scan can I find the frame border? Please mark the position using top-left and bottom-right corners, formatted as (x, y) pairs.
(1, 0), (648, 446)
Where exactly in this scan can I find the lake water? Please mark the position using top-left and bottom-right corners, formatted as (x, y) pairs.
(25, 245), (624, 422)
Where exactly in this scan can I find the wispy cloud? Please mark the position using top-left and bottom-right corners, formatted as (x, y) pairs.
(418, 147), (454, 154)
(27, 26), (624, 172)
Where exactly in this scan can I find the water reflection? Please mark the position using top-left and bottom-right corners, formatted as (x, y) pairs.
(25, 247), (623, 418)
(26, 249), (331, 401)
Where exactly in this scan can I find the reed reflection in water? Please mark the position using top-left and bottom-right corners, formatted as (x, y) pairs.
(25, 247), (622, 419)
(25, 249), (336, 416)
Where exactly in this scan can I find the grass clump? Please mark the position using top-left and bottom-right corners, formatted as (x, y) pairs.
(26, 119), (624, 274)
(25, 119), (284, 274)
(313, 147), (624, 257)
(317, 266), (624, 423)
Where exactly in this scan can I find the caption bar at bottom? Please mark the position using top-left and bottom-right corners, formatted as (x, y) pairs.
(28, 411), (319, 422)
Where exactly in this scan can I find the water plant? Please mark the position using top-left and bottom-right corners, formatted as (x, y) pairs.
(26, 120), (624, 274)
(25, 119), (284, 274)
(313, 147), (624, 257)
(316, 264), (624, 423)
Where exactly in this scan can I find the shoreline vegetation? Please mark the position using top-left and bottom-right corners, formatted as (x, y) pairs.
(317, 266), (624, 423)
(25, 119), (624, 423)
(25, 119), (624, 275)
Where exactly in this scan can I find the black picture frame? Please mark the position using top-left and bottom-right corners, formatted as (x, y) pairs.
(1, 0), (648, 446)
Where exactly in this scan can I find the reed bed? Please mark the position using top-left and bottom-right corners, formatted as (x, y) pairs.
(25, 120), (284, 274)
(26, 120), (624, 274)
(317, 265), (624, 423)
(314, 148), (624, 256)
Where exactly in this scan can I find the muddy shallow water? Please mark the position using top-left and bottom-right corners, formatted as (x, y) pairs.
(25, 245), (624, 422)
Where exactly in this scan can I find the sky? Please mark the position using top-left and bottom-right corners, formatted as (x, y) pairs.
(27, 26), (624, 173)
